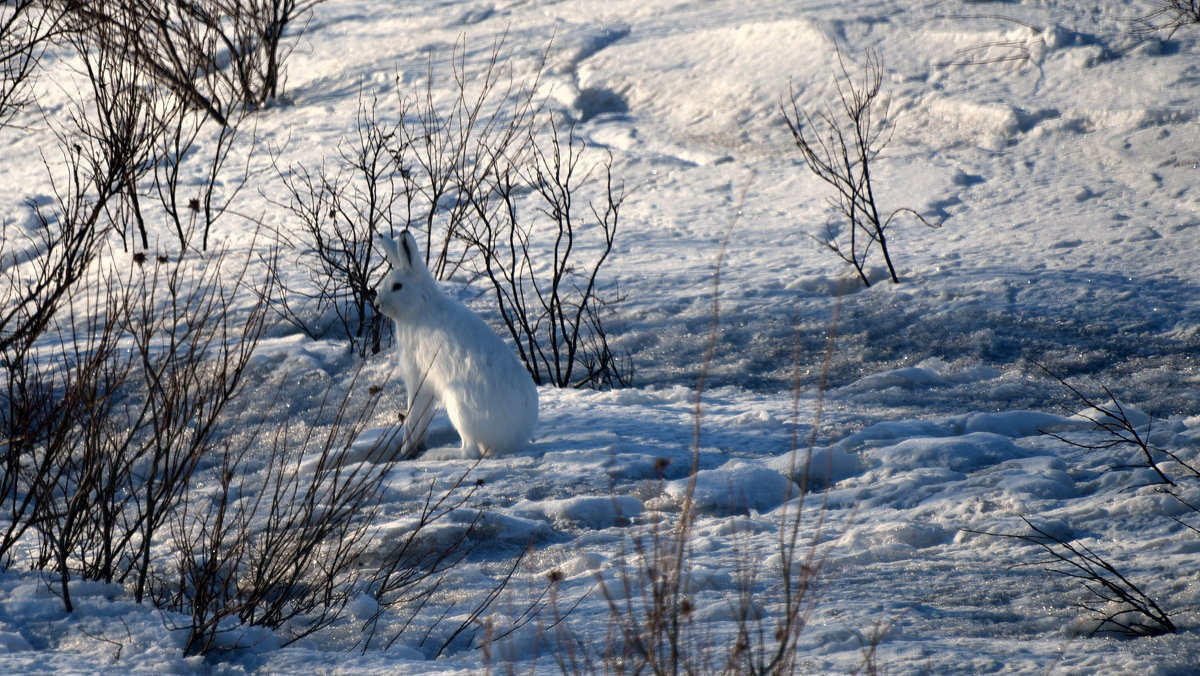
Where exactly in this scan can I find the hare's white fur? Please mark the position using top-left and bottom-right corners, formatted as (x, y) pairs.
(375, 231), (538, 458)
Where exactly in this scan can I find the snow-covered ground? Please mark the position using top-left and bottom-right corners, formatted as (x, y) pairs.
(3, 0), (1200, 673)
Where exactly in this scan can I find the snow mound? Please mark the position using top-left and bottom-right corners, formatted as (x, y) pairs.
(541, 552), (612, 580)
(845, 360), (1001, 392)
(1072, 403), (1152, 429)
(0, 632), (31, 653)
(832, 520), (953, 566)
(961, 410), (1088, 437)
(693, 597), (765, 623)
(840, 419), (960, 448)
(981, 456), (1077, 501)
(517, 495), (643, 529)
(847, 365), (951, 390)
(665, 461), (796, 515)
(764, 445), (862, 490)
(578, 18), (836, 141)
(928, 97), (1022, 136)
(443, 508), (554, 544)
(866, 432), (1030, 474)
(841, 410), (1088, 449)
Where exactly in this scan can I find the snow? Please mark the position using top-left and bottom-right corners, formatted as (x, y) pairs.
(514, 495), (644, 529)
(664, 461), (797, 514)
(4, 0), (1200, 673)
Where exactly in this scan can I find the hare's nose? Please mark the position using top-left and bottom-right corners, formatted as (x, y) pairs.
(366, 289), (378, 302)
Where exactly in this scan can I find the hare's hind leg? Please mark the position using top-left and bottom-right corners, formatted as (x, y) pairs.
(440, 396), (487, 459)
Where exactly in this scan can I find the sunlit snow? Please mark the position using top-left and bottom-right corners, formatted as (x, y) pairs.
(2, 0), (1200, 674)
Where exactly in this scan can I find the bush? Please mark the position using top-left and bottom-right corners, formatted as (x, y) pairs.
(1135, 0), (1200, 36)
(36, 0), (256, 255)
(780, 49), (937, 286)
(0, 249), (271, 609)
(155, 385), (526, 657)
(462, 117), (632, 388)
(60, 0), (324, 124)
(270, 93), (397, 356)
(394, 41), (630, 387)
(0, 1), (67, 129)
(154, 370), (399, 655)
(972, 518), (1177, 638)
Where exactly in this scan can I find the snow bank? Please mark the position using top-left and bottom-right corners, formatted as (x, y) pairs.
(832, 520), (953, 566)
(515, 495), (643, 529)
(865, 432), (1030, 474)
(664, 461), (797, 515)
(764, 445), (862, 490)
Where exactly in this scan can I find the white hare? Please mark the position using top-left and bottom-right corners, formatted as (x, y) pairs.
(374, 231), (538, 459)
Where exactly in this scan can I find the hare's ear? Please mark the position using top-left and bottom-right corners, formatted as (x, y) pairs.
(399, 230), (426, 272)
(377, 235), (404, 268)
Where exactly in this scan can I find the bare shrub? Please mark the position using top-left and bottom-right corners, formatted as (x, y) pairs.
(270, 93), (398, 356)
(1135, 0), (1200, 36)
(59, 2), (221, 125)
(273, 40), (629, 386)
(189, 0), (324, 110)
(61, 0), (324, 125)
(64, 19), (177, 253)
(1037, 363), (1199, 486)
(463, 118), (631, 388)
(266, 37), (544, 356)
(152, 99), (253, 253)
(0, 167), (111, 362)
(156, 380), (525, 658)
(56, 1), (257, 255)
(1, 250), (270, 610)
(0, 109), (127, 563)
(397, 42), (629, 387)
(0, 1), (67, 128)
(0, 130), (120, 571)
(393, 37), (545, 281)
(972, 518), (1176, 638)
(781, 49), (938, 287)
(121, 252), (272, 602)
(155, 369), (397, 655)
(2, 274), (133, 603)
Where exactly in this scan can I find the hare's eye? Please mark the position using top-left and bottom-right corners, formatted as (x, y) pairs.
(391, 282), (403, 292)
